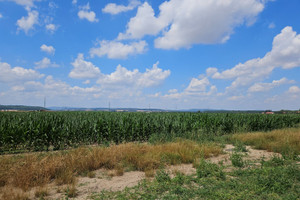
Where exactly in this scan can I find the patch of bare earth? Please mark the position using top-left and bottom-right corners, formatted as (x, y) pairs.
(45, 170), (145, 200)
(76, 170), (145, 200)
(2, 144), (280, 200)
(209, 144), (280, 163)
(208, 144), (281, 172)
(169, 144), (280, 176)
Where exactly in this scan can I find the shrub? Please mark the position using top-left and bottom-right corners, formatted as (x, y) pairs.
(230, 153), (245, 168)
(196, 159), (225, 180)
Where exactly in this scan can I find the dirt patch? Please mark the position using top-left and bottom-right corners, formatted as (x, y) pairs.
(167, 164), (196, 177)
(244, 145), (281, 161)
(207, 144), (234, 166)
(39, 170), (145, 200)
(1, 144), (281, 200)
(208, 144), (280, 165)
(76, 170), (145, 199)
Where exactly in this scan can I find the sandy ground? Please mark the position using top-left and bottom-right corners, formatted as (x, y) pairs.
(208, 144), (280, 164)
(1, 144), (281, 200)
(45, 170), (146, 200)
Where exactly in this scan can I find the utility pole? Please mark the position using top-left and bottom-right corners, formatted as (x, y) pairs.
(44, 96), (46, 108)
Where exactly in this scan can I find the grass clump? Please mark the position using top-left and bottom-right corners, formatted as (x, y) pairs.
(233, 141), (248, 152)
(87, 171), (96, 178)
(144, 169), (155, 178)
(64, 184), (77, 198)
(34, 187), (49, 199)
(231, 127), (300, 158)
(230, 153), (246, 168)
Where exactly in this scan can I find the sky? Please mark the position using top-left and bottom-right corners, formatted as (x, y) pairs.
(0, 0), (300, 110)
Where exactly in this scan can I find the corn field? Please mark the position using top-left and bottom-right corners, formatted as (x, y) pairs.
(1, 111), (300, 153)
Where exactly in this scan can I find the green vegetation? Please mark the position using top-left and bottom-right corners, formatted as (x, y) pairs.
(195, 159), (226, 180)
(0, 111), (299, 199)
(92, 158), (300, 200)
(230, 152), (246, 168)
(0, 105), (47, 111)
(1, 112), (300, 153)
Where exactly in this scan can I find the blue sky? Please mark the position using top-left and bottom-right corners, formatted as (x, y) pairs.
(0, 0), (300, 110)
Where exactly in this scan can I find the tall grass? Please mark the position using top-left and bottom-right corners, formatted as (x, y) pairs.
(0, 140), (222, 191)
(231, 127), (300, 158)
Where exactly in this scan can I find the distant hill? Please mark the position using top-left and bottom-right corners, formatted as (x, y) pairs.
(2, 105), (296, 114)
(48, 107), (265, 113)
(175, 108), (264, 113)
(48, 107), (166, 112)
(0, 105), (47, 111)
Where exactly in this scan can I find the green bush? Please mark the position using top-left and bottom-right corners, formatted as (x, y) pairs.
(230, 152), (246, 168)
(196, 159), (225, 180)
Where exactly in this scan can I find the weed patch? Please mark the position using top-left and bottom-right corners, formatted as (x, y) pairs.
(230, 152), (246, 168)
(64, 184), (77, 198)
(91, 159), (300, 200)
(195, 159), (225, 180)
(233, 141), (248, 152)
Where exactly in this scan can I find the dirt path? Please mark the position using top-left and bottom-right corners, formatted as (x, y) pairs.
(20, 144), (280, 200)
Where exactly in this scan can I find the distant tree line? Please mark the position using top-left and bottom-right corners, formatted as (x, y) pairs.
(0, 105), (47, 111)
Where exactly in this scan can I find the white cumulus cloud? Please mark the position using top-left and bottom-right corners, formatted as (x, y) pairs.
(90, 40), (147, 59)
(34, 57), (59, 69)
(102, 0), (141, 15)
(119, 0), (265, 49)
(118, 2), (168, 40)
(288, 86), (300, 94)
(0, 61), (43, 83)
(69, 54), (101, 79)
(16, 10), (39, 34)
(69, 54), (170, 89)
(248, 78), (294, 92)
(163, 77), (217, 99)
(210, 26), (300, 91)
(185, 78), (210, 93)
(10, 0), (36, 8)
(45, 23), (57, 33)
(97, 62), (170, 88)
(40, 44), (55, 55)
(78, 3), (98, 22)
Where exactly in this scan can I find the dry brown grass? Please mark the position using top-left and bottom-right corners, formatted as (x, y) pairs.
(64, 183), (77, 198)
(144, 169), (155, 178)
(0, 140), (222, 191)
(231, 127), (300, 155)
(0, 186), (29, 200)
(34, 186), (49, 199)
(87, 171), (96, 178)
